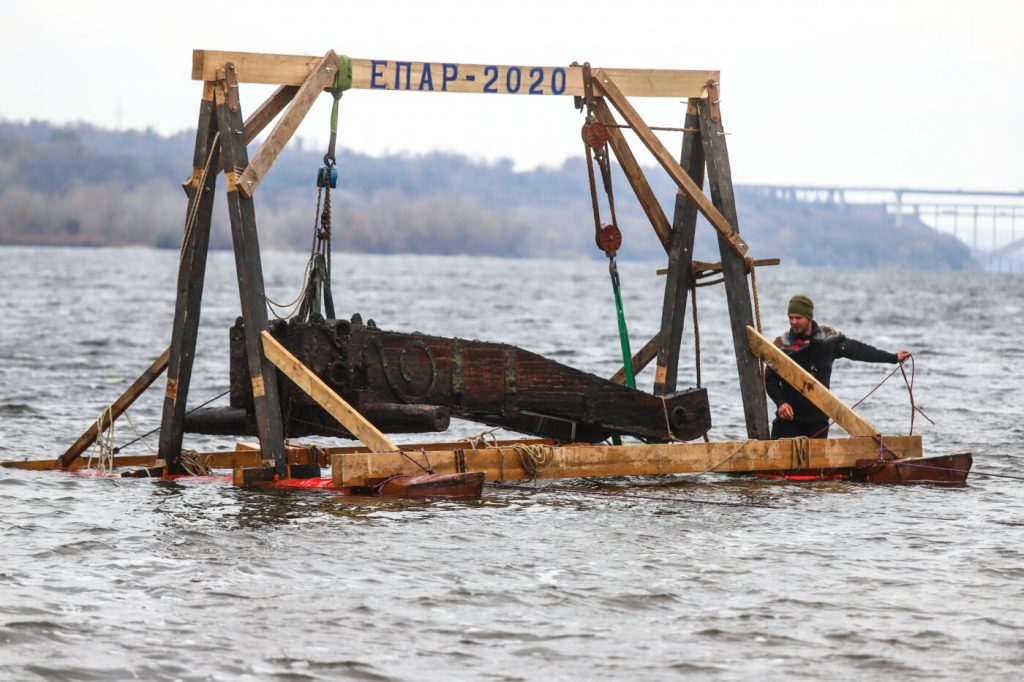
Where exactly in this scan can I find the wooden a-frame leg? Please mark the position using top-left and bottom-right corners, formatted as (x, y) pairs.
(697, 99), (769, 440)
(213, 65), (287, 476)
(654, 100), (703, 397)
(158, 82), (220, 472)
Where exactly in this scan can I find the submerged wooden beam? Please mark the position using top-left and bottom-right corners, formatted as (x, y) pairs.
(58, 347), (170, 469)
(192, 50), (717, 98)
(261, 331), (398, 453)
(332, 435), (923, 486)
(746, 326), (880, 437)
(591, 69), (748, 258)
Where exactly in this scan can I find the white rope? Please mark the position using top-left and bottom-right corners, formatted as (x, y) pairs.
(85, 406), (117, 474)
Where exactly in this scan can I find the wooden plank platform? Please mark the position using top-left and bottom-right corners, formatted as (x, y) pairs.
(191, 50), (717, 98)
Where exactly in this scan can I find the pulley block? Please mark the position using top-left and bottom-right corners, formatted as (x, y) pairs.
(595, 223), (622, 256)
(581, 121), (609, 150)
(317, 165), (338, 188)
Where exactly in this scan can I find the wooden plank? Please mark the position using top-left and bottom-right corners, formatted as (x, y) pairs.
(192, 50), (717, 98)
(698, 99), (768, 440)
(655, 99), (703, 396)
(236, 53), (338, 198)
(610, 333), (660, 385)
(57, 347), (170, 468)
(214, 74), (288, 474)
(591, 98), (671, 251)
(261, 331), (398, 453)
(242, 85), (299, 145)
(746, 326), (880, 437)
(158, 82), (221, 470)
(4, 434), (923, 475)
(591, 69), (748, 258)
(332, 435), (923, 486)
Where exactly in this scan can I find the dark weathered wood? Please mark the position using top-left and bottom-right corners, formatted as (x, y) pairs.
(214, 66), (287, 475)
(697, 98), (769, 440)
(231, 318), (710, 443)
(591, 98), (671, 251)
(261, 330), (398, 453)
(58, 347), (170, 468)
(654, 100), (703, 396)
(158, 82), (221, 470)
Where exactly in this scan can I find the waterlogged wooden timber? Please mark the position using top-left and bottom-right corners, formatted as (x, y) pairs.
(260, 330), (398, 453)
(746, 326), (880, 437)
(192, 50), (717, 98)
(230, 317), (711, 442)
(331, 435), (924, 486)
(58, 347), (170, 469)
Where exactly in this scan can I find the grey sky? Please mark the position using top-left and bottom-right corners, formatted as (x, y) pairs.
(2, 0), (1020, 191)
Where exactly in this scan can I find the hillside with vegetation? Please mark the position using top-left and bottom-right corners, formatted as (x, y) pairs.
(0, 120), (971, 269)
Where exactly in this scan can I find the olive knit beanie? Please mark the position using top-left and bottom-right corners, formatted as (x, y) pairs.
(788, 295), (814, 319)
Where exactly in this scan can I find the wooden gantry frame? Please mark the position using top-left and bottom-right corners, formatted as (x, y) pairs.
(30, 49), (929, 482)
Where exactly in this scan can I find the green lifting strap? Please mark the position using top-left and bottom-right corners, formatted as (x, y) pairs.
(333, 54), (353, 93)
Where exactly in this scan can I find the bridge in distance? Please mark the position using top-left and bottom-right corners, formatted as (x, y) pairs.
(740, 185), (1024, 271)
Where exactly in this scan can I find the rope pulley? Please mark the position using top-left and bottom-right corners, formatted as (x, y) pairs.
(578, 62), (635, 391)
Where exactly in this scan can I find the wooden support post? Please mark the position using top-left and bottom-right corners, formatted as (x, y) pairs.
(591, 70), (747, 258)
(591, 98), (671, 251)
(158, 82), (221, 471)
(58, 347), (170, 469)
(746, 326), (880, 437)
(654, 100), (703, 396)
(696, 98), (769, 440)
(214, 65), (287, 475)
(236, 51), (339, 198)
(261, 331), (398, 453)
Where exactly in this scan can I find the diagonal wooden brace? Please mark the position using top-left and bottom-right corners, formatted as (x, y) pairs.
(236, 51), (340, 198)
(261, 331), (398, 453)
(591, 69), (748, 258)
(591, 98), (671, 252)
(746, 326), (880, 438)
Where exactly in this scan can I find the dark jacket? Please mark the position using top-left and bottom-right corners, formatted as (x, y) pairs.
(765, 321), (898, 425)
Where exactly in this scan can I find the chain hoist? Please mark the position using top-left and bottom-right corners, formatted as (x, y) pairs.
(577, 62), (635, 391)
(295, 55), (353, 323)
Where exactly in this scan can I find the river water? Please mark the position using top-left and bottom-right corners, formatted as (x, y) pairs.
(1, 245), (1022, 680)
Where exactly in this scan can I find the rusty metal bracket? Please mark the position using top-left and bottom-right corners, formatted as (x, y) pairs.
(225, 62), (240, 113)
(706, 79), (720, 123)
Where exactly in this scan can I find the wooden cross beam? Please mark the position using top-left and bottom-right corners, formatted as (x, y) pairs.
(192, 50), (718, 98)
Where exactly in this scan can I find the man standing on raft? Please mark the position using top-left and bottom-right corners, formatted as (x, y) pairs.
(766, 295), (911, 439)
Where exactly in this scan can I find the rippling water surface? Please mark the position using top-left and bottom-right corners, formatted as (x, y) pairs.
(1, 246), (1023, 680)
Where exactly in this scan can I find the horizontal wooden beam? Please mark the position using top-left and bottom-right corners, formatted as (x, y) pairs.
(332, 435), (923, 486)
(746, 326), (880, 437)
(2, 437), (557, 472)
(192, 50), (717, 98)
